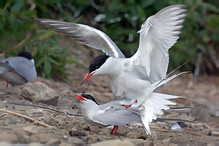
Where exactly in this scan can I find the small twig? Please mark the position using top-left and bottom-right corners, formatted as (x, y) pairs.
(8, 37), (30, 52)
(0, 108), (50, 127)
(154, 128), (169, 132)
(164, 113), (178, 118)
(155, 128), (203, 137)
(3, 101), (81, 117)
(203, 122), (215, 131)
(184, 130), (203, 136)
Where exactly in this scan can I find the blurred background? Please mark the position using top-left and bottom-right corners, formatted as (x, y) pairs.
(0, 0), (218, 79)
(0, 1), (218, 144)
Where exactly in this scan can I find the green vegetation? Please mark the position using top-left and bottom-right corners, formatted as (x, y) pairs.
(0, 0), (218, 78)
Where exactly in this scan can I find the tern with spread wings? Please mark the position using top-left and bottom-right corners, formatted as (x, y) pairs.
(35, 5), (187, 134)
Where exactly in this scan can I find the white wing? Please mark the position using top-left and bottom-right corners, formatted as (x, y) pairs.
(35, 19), (125, 58)
(131, 5), (187, 83)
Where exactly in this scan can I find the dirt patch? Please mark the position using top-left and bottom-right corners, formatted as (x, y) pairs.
(0, 41), (218, 145)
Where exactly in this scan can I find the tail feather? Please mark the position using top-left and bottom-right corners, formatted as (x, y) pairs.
(138, 72), (186, 135)
(140, 93), (181, 135)
(155, 118), (194, 123)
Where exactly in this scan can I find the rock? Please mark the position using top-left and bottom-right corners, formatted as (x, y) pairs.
(23, 125), (43, 134)
(69, 130), (87, 137)
(5, 86), (22, 95)
(162, 138), (171, 145)
(212, 131), (219, 136)
(126, 132), (141, 139)
(28, 143), (44, 146)
(190, 122), (204, 129)
(0, 142), (12, 146)
(46, 138), (61, 145)
(29, 133), (59, 143)
(68, 137), (84, 144)
(0, 133), (17, 143)
(10, 115), (22, 124)
(21, 82), (59, 106)
(25, 108), (44, 117)
(191, 104), (211, 122)
(91, 139), (134, 146)
(83, 125), (91, 131)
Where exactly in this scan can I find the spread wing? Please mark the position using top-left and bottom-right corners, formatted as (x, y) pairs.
(35, 19), (125, 58)
(130, 5), (187, 83)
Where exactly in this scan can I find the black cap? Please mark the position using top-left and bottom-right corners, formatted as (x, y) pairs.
(81, 94), (99, 105)
(89, 55), (109, 73)
(18, 52), (33, 60)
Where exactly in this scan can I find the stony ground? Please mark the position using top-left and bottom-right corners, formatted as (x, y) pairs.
(0, 40), (218, 145)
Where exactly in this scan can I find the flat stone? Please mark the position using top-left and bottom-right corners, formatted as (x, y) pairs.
(25, 108), (44, 117)
(91, 139), (134, 146)
(21, 82), (59, 106)
(0, 133), (17, 143)
(23, 125), (43, 134)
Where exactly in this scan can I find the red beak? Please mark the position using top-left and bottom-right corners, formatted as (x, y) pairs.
(75, 95), (86, 101)
(80, 72), (94, 86)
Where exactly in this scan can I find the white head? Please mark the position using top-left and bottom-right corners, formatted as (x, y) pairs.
(75, 94), (99, 120)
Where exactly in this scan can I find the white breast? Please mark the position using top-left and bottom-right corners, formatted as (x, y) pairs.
(108, 72), (151, 99)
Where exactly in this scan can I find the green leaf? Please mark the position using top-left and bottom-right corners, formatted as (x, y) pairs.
(35, 57), (45, 68)
(44, 60), (52, 78)
(8, 15), (19, 31)
(11, 0), (24, 13)
(0, 0), (7, 9)
(47, 57), (61, 65)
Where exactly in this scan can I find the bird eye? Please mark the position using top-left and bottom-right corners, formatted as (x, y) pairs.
(96, 66), (99, 68)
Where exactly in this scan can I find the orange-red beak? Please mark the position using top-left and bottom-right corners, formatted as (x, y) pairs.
(75, 95), (86, 101)
(80, 72), (94, 86)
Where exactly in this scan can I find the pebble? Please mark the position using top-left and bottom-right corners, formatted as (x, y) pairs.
(212, 131), (219, 136)
(69, 130), (87, 137)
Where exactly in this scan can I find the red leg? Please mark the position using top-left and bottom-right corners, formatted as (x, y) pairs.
(6, 82), (8, 88)
(122, 100), (138, 109)
(110, 125), (119, 135)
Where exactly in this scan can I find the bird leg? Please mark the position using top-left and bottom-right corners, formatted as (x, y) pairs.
(6, 82), (8, 88)
(110, 125), (119, 135)
(122, 100), (137, 109)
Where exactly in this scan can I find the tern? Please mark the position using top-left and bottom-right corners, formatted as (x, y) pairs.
(35, 4), (186, 98)
(0, 52), (37, 86)
(76, 93), (183, 135)
(35, 5), (187, 134)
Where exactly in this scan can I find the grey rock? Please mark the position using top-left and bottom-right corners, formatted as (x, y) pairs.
(0, 133), (17, 143)
(21, 82), (59, 106)
(91, 140), (134, 146)
(191, 104), (211, 122)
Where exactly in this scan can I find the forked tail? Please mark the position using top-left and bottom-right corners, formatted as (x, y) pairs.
(137, 72), (187, 135)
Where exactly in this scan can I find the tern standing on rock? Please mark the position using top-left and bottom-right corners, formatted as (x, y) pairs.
(0, 52), (37, 87)
(35, 5), (187, 134)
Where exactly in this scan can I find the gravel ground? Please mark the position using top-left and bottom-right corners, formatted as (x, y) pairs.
(0, 39), (218, 145)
